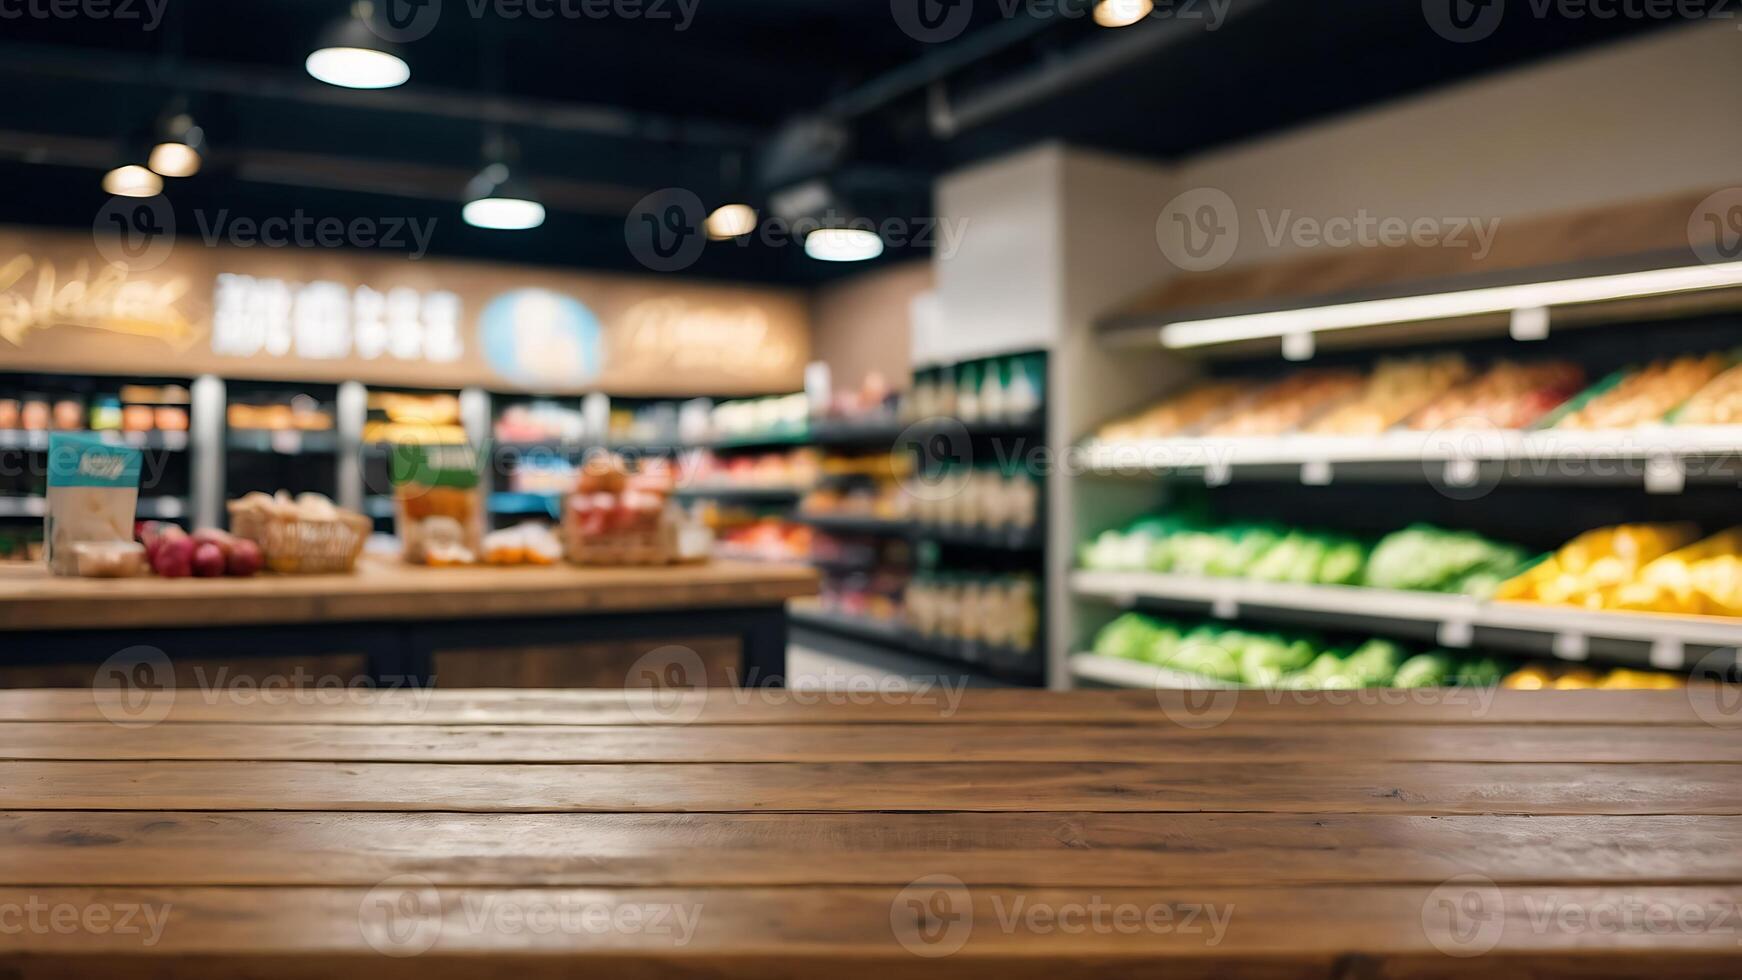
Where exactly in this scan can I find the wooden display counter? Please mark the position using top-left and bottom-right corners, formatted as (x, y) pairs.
(0, 559), (818, 690)
(0, 687), (1737, 977)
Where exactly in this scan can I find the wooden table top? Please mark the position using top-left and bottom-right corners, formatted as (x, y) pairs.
(1, 687), (1739, 978)
(0, 558), (818, 630)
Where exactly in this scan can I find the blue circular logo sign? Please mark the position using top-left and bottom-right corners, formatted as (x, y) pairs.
(478, 289), (603, 387)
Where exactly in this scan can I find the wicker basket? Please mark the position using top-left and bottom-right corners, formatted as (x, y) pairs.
(564, 526), (674, 566)
(227, 500), (372, 574)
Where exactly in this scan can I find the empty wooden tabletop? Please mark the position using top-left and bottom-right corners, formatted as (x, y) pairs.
(1, 687), (1740, 978)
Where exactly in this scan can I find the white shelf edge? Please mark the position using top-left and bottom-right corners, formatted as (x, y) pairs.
(1081, 427), (1742, 473)
(1071, 569), (1742, 649)
(1068, 653), (1246, 690)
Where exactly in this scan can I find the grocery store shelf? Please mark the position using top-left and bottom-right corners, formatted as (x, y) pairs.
(364, 495), (394, 519)
(1081, 426), (1742, 484)
(789, 606), (1043, 683)
(705, 429), (810, 451)
(808, 411), (1045, 447)
(227, 429), (339, 454)
(794, 513), (1043, 551)
(1072, 569), (1742, 667)
(0, 495), (186, 519)
(0, 429), (189, 451)
(1069, 653), (1245, 690)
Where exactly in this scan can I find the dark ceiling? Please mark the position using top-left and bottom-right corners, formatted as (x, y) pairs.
(0, 0), (1675, 285)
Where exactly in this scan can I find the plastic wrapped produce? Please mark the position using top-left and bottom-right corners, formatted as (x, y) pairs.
(1553, 354), (1729, 430)
(1407, 361), (1584, 431)
(1307, 355), (1470, 435)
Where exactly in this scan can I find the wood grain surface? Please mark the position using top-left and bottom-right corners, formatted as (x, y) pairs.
(1, 687), (1739, 978)
(0, 558), (818, 630)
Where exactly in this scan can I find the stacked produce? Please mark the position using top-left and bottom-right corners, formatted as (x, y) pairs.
(1095, 381), (1246, 441)
(1405, 360), (1585, 431)
(1502, 664), (1684, 690)
(1081, 514), (1532, 598)
(1089, 613), (1508, 688)
(136, 521), (262, 578)
(1551, 353), (1729, 430)
(1676, 361), (1742, 425)
(1204, 370), (1365, 437)
(1307, 355), (1470, 435)
(1498, 523), (1742, 616)
(563, 456), (684, 565)
(906, 571), (1039, 653)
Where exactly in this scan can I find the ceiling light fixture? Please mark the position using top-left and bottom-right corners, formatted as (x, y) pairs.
(1158, 261), (1742, 348)
(148, 103), (205, 178)
(306, 3), (410, 89)
(804, 226), (884, 262)
(1093, 0), (1154, 27)
(102, 164), (163, 198)
(463, 162), (545, 230)
(706, 203), (757, 240)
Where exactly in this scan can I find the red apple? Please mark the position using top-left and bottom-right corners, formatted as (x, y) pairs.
(227, 538), (264, 577)
(191, 528), (235, 561)
(153, 535), (195, 578)
(191, 541), (227, 578)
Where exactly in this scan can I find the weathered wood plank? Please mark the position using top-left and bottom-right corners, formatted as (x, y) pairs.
(3, 721), (1737, 763)
(2, 884), (1740, 979)
(3, 761), (1738, 814)
(4, 811), (1739, 888)
(2, 688), (1733, 726)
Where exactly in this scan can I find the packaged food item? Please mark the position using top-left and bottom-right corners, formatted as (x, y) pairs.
(483, 523), (564, 565)
(73, 540), (148, 578)
(44, 432), (142, 576)
(1672, 361), (1742, 426)
(1306, 355), (1469, 435)
(1205, 369), (1365, 437)
(563, 456), (688, 565)
(1407, 361), (1584, 431)
(1096, 380), (1246, 442)
(390, 445), (483, 565)
(1552, 353), (1728, 430)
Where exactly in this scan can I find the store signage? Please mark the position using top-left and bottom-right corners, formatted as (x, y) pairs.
(211, 273), (464, 363)
(0, 227), (809, 394)
(0, 253), (198, 350)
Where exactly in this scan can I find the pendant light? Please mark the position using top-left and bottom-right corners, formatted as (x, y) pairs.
(102, 164), (163, 198)
(307, 2), (411, 89)
(1093, 0), (1154, 27)
(463, 130), (544, 230)
(804, 225), (884, 262)
(705, 152), (757, 240)
(148, 100), (205, 178)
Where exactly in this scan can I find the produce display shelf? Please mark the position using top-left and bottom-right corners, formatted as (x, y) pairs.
(1072, 569), (1742, 668)
(790, 605), (1043, 683)
(0, 429), (189, 451)
(1068, 652), (1246, 690)
(226, 430), (339, 454)
(794, 513), (1043, 551)
(1082, 427), (1742, 483)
